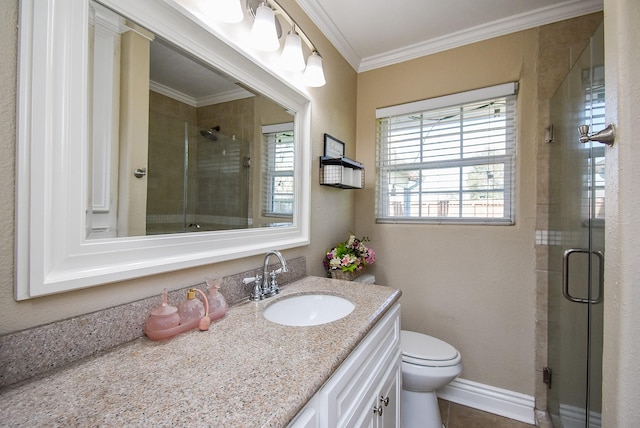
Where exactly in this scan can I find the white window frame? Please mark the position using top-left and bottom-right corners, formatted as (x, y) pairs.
(375, 82), (518, 225)
(262, 123), (295, 218)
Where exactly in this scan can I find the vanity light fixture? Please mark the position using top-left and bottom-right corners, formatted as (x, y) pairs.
(249, 2), (280, 51)
(198, 0), (326, 87)
(304, 51), (326, 87)
(280, 27), (306, 72)
(246, 0), (326, 86)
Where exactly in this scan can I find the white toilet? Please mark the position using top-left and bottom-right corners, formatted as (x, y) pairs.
(401, 330), (462, 428)
(354, 274), (463, 428)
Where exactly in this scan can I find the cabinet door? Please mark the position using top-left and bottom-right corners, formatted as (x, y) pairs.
(357, 407), (377, 428)
(288, 406), (318, 428)
(379, 354), (401, 427)
(323, 305), (401, 428)
(356, 351), (402, 428)
(289, 304), (401, 428)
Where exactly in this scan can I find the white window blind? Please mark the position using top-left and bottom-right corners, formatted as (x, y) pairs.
(262, 123), (294, 217)
(583, 65), (605, 222)
(376, 83), (518, 224)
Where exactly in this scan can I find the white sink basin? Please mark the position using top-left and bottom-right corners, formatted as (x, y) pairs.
(263, 294), (355, 326)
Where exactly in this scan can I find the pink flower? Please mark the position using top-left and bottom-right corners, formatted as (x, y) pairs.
(324, 234), (375, 274)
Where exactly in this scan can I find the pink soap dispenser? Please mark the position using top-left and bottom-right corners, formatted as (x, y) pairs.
(205, 276), (228, 321)
(144, 288), (180, 333)
(178, 288), (205, 325)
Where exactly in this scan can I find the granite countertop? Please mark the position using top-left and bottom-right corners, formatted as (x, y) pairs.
(0, 276), (401, 427)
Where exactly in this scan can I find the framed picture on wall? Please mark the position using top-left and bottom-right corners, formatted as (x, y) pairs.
(324, 134), (345, 158)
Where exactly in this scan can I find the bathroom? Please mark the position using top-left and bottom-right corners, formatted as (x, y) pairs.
(0, 0), (638, 426)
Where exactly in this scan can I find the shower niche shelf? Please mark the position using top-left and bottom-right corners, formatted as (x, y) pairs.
(319, 156), (365, 189)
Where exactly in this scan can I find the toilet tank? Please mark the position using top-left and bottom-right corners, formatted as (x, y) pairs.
(353, 273), (376, 285)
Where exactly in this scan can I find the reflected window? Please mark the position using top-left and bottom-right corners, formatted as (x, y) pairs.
(262, 123), (294, 217)
(582, 65), (606, 222)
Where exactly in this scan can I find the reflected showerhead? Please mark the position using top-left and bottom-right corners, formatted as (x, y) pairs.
(200, 126), (220, 141)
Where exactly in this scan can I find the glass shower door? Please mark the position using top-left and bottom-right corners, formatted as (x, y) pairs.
(547, 22), (604, 428)
(146, 112), (251, 234)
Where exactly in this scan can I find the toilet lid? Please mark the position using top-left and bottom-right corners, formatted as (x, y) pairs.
(401, 330), (461, 367)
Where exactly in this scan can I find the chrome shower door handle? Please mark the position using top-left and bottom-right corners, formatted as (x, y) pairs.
(562, 248), (604, 304)
(578, 124), (615, 146)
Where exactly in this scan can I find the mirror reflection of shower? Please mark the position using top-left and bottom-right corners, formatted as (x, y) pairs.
(146, 113), (251, 235)
(200, 125), (220, 141)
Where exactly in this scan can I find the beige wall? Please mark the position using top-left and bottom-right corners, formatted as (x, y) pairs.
(602, 0), (640, 426)
(0, 0), (356, 334)
(356, 30), (539, 395)
(117, 30), (151, 236)
(354, 15), (600, 397)
(2, 0), (639, 422)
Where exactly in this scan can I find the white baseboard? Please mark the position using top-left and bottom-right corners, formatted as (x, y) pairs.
(437, 378), (536, 424)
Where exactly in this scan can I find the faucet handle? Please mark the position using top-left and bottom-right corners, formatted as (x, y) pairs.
(266, 270), (282, 296)
(242, 275), (261, 285)
(243, 275), (264, 301)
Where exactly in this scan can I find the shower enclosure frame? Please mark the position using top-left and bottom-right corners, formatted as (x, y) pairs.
(546, 22), (606, 428)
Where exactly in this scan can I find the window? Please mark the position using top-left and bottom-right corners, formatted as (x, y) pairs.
(376, 83), (518, 225)
(262, 123), (294, 217)
(583, 65), (605, 222)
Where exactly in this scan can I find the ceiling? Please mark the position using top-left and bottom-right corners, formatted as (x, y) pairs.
(148, 0), (603, 101)
(295, 0), (603, 72)
(149, 38), (252, 107)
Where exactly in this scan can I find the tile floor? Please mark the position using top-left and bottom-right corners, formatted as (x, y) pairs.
(438, 399), (536, 428)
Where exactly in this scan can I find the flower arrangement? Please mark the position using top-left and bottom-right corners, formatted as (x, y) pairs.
(324, 234), (376, 277)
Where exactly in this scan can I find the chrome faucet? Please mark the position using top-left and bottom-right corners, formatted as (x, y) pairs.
(242, 250), (289, 301)
(262, 250), (288, 298)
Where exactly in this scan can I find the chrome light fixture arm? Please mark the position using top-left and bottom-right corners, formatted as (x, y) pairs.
(246, 0), (320, 56)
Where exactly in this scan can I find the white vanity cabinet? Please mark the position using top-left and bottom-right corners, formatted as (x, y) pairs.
(289, 304), (401, 428)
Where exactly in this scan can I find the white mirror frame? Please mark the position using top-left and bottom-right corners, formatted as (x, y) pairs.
(15, 0), (311, 299)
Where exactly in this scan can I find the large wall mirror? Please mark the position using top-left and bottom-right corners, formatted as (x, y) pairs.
(16, 0), (311, 299)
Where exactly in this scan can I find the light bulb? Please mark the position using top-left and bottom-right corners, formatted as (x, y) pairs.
(280, 30), (306, 71)
(304, 52), (326, 87)
(249, 3), (280, 52)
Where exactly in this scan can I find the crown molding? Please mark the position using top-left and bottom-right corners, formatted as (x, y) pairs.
(294, 0), (361, 70)
(149, 80), (254, 107)
(296, 0), (603, 73)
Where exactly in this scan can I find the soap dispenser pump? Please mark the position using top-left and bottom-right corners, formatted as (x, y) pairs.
(178, 288), (205, 325)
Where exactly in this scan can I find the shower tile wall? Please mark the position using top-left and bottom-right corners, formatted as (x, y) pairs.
(197, 97), (255, 144)
(197, 98), (255, 230)
(147, 92), (255, 233)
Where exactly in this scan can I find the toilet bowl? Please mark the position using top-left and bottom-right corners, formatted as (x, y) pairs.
(401, 330), (462, 428)
(353, 274), (462, 428)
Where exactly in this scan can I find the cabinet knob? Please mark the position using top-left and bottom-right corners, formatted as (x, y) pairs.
(380, 395), (390, 406)
(373, 405), (383, 416)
